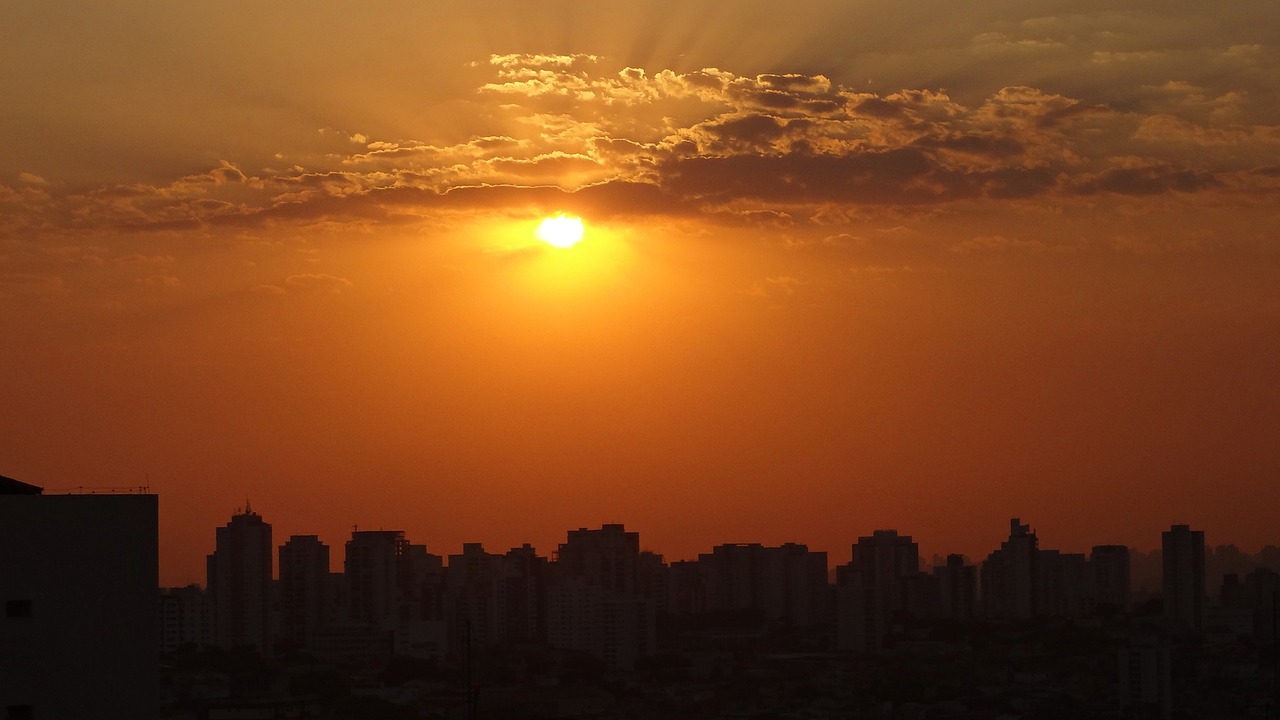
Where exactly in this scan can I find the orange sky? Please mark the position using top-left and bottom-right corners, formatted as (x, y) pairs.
(3, 1), (1278, 586)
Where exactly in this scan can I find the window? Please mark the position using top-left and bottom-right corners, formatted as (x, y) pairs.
(5, 600), (32, 618)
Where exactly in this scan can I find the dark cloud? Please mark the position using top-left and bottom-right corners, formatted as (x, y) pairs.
(912, 133), (1025, 158)
(1071, 164), (1220, 196)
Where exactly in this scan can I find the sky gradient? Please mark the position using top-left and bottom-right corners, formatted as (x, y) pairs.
(3, 1), (1278, 586)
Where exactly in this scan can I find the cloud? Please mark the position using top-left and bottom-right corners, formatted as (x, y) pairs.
(283, 273), (353, 293)
(749, 275), (802, 298)
(1070, 163), (1219, 196)
(1, 54), (1272, 237)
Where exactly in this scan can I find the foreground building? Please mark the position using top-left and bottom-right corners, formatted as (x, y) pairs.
(0, 475), (158, 720)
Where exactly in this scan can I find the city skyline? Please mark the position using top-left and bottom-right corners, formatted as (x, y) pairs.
(165, 499), (1273, 591)
(4, 1), (1279, 590)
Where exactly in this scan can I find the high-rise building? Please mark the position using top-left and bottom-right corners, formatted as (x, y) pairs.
(767, 543), (829, 628)
(504, 543), (549, 644)
(1037, 550), (1089, 618)
(666, 559), (706, 616)
(159, 584), (216, 652)
(1162, 524), (1205, 630)
(1091, 545), (1131, 612)
(446, 542), (510, 651)
(700, 543), (761, 613)
(934, 554), (977, 619)
(697, 542), (829, 627)
(834, 530), (919, 652)
(556, 523), (640, 594)
(207, 503), (273, 652)
(279, 535), (330, 647)
(345, 530), (407, 629)
(1119, 637), (1172, 720)
(1, 476), (158, 720)
(981, 518), (1038, 619)
(851, 530), (919, 618)
(548, 524), (655, 670)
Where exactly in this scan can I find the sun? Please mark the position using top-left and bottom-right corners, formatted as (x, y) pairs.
(535, 214), (585, 248)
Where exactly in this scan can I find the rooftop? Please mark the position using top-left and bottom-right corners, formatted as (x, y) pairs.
(0, 475), (43, 495)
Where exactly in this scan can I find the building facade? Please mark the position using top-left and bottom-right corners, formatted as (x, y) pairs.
(1, 476), (158, 720)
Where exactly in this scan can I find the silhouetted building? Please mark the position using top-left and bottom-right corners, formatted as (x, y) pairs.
(447, 542), (510, 650)
(835, 571), (876, 652)
(1038, 550), (1088, 618)
(1, 477), (158, 720)
(397, 542), (447, 659)
(1162, 524), (1205, 630)
(666, 559), (706, 615)
(700, 543), (762, 613)
(982, 518), (1038, 619)
(833, 530), (920, 651)
(768, 543), (829, 628)
(159, 584), (215, 652)
(548, 524), (655, 670)
(1119, 637), (1173, 720)
(1091, 544), (1131, 612)
(339, 529), (447, 660)
(1245, 567), (1279, 641)
(933, 554), (978, 619)
(699, 542), (829, 627)
(345, 530), (406, 628)
(504, 543), (549, 644)
(851, 529), (919, 619)
(279, 534), (330, 647)
(637, 550), (669, 617)
(558, 524), (640, 594)
(208, 503), (273, 652)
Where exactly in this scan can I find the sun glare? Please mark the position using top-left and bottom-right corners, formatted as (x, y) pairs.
(535, 214), (585, 248)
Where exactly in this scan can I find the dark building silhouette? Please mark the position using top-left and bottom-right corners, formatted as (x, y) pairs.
(982, 518), (1038, 619)
(1037, 549), (1089, 618)
(1162, 524), (1205, 630)
(1244, 566), (1279, 641)
(1091, 544), (1131, 612)
(666, 559), (706, 616)
(159, 584), (215, 652)
(1119, 637), (1173, 720)
(345, 530), (406, 628)
(504, 543), (549, 644)
(835, 530), (919, 651)
(446, 542), (511, 651)
(934, 554), (978, 619)
(1, 476), (158, 720)
(548, 524), (655, 670)
(335, 529), (448, 660)
(851, 529), (919, 617)
(208, 503), (273, 652)
(697, 542), (829, 627)
(279, 534), (330, 647)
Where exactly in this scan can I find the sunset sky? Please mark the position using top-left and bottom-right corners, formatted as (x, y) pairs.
(3, 1), (1278, 586)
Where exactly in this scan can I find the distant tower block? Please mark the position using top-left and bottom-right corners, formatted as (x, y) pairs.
(1162, 524), (1205, 630)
